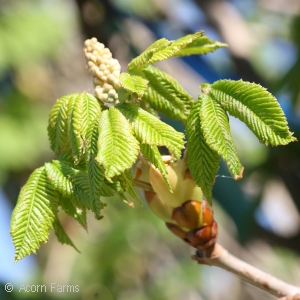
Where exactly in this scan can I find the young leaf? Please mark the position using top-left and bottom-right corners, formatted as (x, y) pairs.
(128, 32), (227, 70)
(59, 196), (87, 230)
(68, 93), (101, 163)
(119, 72), (149, 98)
(140, 144), (171, 191)
(45, 160), (91, 209)
(10, 166), (59, 262)
(142, 65), (193, 122)
(118, 169), (141, 204)
(86, 120), (107, 220)
(48, 94), (73, 154)
(174, 35), (227, 57)
(199, 94), (244, 180)
(53, 217), (80, 252)
(116, 103), (185, 159)
(208, 80), (297, 146)
(96, 107), (140, 179)
(186, 99), (220, 203)
(128, 38), (171, 70)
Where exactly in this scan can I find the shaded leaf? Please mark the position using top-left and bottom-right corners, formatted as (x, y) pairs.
(116, 103), (185, 159)
(199, 94), (244, 179)
(142, 65), (193, 122)
(140, 144), (171, 191)
(119, 169), (141, 204)
(53, 217), (80, 252)
(96, 107), (140, 179)
(186, 99), (220, 203)
(209, 80), (297, 146)
(10, 166), (59, 262)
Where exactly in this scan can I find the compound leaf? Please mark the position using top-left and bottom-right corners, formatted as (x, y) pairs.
(209, 80), (297, 146)
(199, 94), (244, 180)
(186, 99), (220, 203)
(116, 103), (185, 159)
(53, 217), (80, 252)
(96, 107), (140, 179)
(142, 65), (193, 122)
(10, 166), (59, 262)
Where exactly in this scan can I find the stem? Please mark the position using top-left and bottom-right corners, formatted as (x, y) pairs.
(193, 243), (300, 298)
(133, 179), (154, 192)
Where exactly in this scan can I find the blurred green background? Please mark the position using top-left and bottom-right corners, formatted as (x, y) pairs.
(1, 0), (300, 299)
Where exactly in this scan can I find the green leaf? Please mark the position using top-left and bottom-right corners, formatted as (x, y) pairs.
(96, 107), (140, 179)
(119, 169), (141, 204)
(53, 217), (80, 252)
(140, 144), (171, 191)
(119, 72), (149, 98)
(142, 65), (193, 122)
(45, 160), (91, 209)
(174, 35), (227, 57)
(208, 80), (297, 146)
(186, 99), (220, 203)
(59, 196), (87, 230)
(128, 32), (227, 70)
(10, 166), (59, 262)
(116, 103), (185, 159)
(48, 94), (73, 154)
(47, 93), (101, 161)
(199, 94), (244, 180)
(68, 93), (101, 163)
(128, 38), (171, 70)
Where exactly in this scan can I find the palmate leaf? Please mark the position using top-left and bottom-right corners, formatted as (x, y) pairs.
(128, 32), (227, 70)
(208, 80), (297, 146)
(116, 103), (185, 159)
(10, 166), (59, 262)
(53, 217), (80, 252)
(142, 65), (193, 122)
(96, 107), (140, 180)
(119, 72), (149, 98)
(186, 100), (220, 204)
(199, 94), (244, 180)
(140, 144), (171, 191)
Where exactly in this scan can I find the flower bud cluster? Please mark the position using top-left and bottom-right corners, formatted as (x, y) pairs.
(135, 158), (218, 251)
(84, 38), (121, 103)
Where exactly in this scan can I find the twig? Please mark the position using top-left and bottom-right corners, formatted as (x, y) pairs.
(133, 179), (154, 192)
(192, 243), (300, 298)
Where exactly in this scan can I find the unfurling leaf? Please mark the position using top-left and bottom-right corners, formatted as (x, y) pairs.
(116, 103), (185, 159)
(186, 99), (220, 203)
(199, 94), (244, 180)
(208, 80), (297, 146)
(119, 169), (141, 204)
(142, 65), (193, 122)
(10, 167), (59, 262)
(96, 107), (140, 179)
